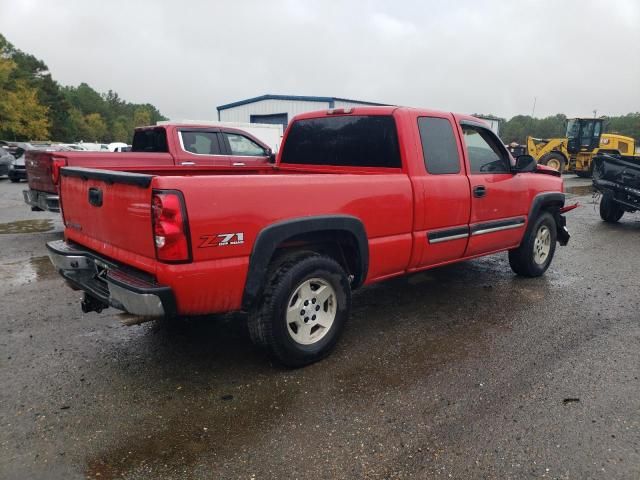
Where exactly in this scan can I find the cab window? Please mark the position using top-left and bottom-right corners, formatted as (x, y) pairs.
(462, 125), (510, 174)
(223, 133), (266, 156)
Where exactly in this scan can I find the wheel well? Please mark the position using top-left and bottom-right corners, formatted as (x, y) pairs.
(271, 230), (362, 283)
(242, 217), (369, 311)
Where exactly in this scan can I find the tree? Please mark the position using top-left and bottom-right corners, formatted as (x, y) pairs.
(0, 80), (50, 140)
(133, 107), (152, 127)
(82, 113), (108, 142)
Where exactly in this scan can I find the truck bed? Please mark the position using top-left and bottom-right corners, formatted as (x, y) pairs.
(59, 166), (413, 314)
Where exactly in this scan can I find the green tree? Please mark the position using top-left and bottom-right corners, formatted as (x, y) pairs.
(133, 107), (152, 127)
(0, 80), (50, 140)
(82, 113), (108, 142)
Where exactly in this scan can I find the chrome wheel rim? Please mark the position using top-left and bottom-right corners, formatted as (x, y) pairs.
(533, 225), (551, 264)
(286, 278), (336, 345)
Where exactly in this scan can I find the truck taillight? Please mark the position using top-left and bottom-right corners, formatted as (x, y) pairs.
(151, 191), (191, 263)
(51, 158), (67, 184)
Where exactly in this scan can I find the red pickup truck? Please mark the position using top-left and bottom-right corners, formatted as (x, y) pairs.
(48, 106), (572, 366)
(23, 123), (274, 212)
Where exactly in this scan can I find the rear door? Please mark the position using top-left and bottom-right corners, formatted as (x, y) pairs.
(174, 128), (230, 167)
(219, 130), (270, 167)
(458, 121), (529, 256)
(411, 113), (472, 267)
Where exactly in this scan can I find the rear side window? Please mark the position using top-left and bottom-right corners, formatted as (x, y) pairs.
(418, 117), (460, 174)
(281, 115), (401, 168)
(131, 129), (168, 152)
(180, 131), (222, 155)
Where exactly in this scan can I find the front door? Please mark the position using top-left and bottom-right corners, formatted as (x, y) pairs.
(458, 121), (529, 257)
(219, 131), (271, 167)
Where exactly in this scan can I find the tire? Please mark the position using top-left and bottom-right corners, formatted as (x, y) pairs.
(575, 160), (594, 178)
(509, 212), (557, 277)
(599, 194), (624, 223)
(248, 253), (351, 367)
(539, 153), (565, 173)
(9, 176), (19, 183)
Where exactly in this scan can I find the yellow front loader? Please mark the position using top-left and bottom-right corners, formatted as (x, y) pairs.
(525, 118), (637, 177)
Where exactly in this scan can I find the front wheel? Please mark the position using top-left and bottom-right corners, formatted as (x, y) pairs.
(509, 212), (557, 277)
(248, 253), (351, 367)
(539, 153), (565, 173)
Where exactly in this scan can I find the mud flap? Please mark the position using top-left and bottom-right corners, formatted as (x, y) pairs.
(554, 212), (570, 246)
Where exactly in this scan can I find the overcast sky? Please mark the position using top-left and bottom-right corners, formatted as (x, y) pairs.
(1, 0), (638, 120)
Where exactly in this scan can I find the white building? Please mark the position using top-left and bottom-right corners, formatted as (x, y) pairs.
(217, 94), (388, 128)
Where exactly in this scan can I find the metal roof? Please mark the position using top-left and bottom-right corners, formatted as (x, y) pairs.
(217, 94), (388, 111)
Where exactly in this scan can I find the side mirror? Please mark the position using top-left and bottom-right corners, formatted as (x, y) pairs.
(513, 154), (536, 173)
(267, 149), (276, 163)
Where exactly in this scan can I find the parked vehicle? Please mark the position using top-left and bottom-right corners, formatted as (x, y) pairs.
(507, 118), (638, 177)
(23, 123), (274, 212)
(157, 120), (284, 152)
(7, 143), (30, 183)
(593, 152), (640, 222)
(0, 149), (12, 177)
(107, 142), (130, 152)
(48, 106), (573, 366)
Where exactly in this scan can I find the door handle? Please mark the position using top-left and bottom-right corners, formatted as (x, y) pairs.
(232, 162), (246, 166)
(473, 185), (487, 198)
(180, 161), (195, 166)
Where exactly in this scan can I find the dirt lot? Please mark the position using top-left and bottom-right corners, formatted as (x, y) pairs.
(1, 177), (638, 479)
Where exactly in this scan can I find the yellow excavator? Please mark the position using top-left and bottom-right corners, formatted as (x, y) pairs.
(521, 118), (637, 177)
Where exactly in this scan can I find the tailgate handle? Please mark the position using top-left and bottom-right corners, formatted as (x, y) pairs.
(88, 187), (103, 207)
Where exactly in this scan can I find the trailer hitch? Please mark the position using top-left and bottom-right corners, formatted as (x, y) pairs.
(81, 293), (108, 314)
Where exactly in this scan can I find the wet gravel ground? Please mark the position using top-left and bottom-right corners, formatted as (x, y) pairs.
(1, 177), (638, 479)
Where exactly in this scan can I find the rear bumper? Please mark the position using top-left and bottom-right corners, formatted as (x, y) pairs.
(23, 189), (60, 212)
(9, 165), (27, 180)
(46, 240), (176, 318)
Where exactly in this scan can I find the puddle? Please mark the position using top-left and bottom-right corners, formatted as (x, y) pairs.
(0, 219), (54, 234)
(564, 184), (593, 196)
(0, 255), (56, 288)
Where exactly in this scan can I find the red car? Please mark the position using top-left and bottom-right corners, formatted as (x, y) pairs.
(23, 123), (274, 212)
(48, 106), (573, 366)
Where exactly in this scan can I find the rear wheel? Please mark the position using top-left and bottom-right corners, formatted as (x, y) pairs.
(599, 194), (624, 223)
(248, 253), (351, 367)
(539, 153), (565, 173)
(509, 212), (557, 277)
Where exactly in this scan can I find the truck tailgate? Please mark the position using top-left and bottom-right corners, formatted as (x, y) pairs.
(26, 150), (62, 194)
(60, 167), (157, 272)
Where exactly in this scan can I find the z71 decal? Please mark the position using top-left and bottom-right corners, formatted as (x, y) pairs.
(199, 232), (245, 247)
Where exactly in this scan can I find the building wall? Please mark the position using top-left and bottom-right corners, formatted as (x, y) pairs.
(476, 117), (501, 136)
(219, 99), (331, 123)
(333, 100), (374, 109)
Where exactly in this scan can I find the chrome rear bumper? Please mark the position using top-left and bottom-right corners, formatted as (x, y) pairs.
(23, 189), (60, 212)
(47, 240), (175, 318)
